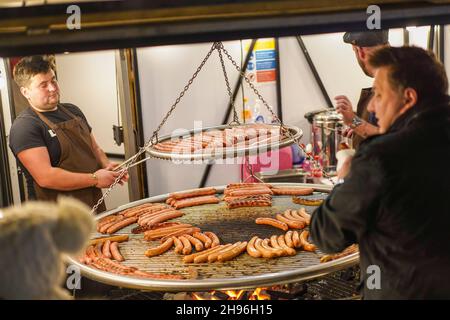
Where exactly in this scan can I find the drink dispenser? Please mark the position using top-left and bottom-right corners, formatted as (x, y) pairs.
(304, 109), (345, 174)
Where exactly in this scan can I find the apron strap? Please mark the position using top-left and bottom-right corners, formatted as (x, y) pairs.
(31, 107), (58, 130)
(59, 104), (80, 120)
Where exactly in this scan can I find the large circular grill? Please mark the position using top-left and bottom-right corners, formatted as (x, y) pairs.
(66, 183), (359, 291)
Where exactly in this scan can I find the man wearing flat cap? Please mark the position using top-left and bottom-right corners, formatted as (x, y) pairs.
(335, 30), (389, 148)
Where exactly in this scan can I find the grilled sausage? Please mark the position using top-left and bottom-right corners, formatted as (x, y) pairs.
(204, 231), (220, 247)
(179, 236), (192, 255)
(170, 187), (217, 200)
(146, 211), (184, 227)
(138, 208), (178, 225)
(193, 232), (212, 249)
(292, 231), (301, 248)
(277, 235), (296, 255)
(226, 188), (273, 197)
(144, 223), (192, 235)
(151, 222), (187, 230)
(173, 195), (220, 209)
(284, 231), (294, 248)
(283, 209), (304, 221)
(269, 235), (281, 251)
(144, 224), (193, 240)
(193, 244), (232, 263)
(106, 216), (138, 234)
(276, 213), (305, 229)
(246, 236), (262, 258)
(101, 240), (112, 258)
(223, 194), (272, 202)
(89, 235), (129, 246)
(207, 243), (239, 263)
(255, 217), (288, 231)
(320, 244), (358, 263)
(226, 182), (272, 189)
(184, 234), (204, 252)
(283, 210), (308, 228)
(269, 235), (294, 256)
(145, 238), (174, 257)
(299, 230), (316, 252)
(110, 241), (125, 261)
(217, 242), (247, 262)
(122, 203), (166, 218)
(160, 227), (201, 242)
(97, 215), (119, 231)
(94, 242), (103, 257)
(140, 210), (183, 226)
(271, 187), (314, 196)
(85, 245), (97, 259)
(173, 236), (184, 254)
(227, 199), (272, 209)
(296, 208), (311, 225)
(99, 215), (124, 233)
(292, 196), (323, 206)
(261, 239), (284, 257)
(91, 257), (136, 274)
(184, 245), (227, 263)
(254, 238), (276, 258)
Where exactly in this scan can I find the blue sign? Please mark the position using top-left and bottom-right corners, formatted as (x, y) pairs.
(255, 50), (276, 60)
(256, 60), (276, 70)
(247, 61), (254, 71)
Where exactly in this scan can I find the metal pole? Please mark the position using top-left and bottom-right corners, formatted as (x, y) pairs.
(403, 27), (410, 45)
(428, 25), (435, 51)
(439, 25), (445, 64)
(274, 37), (283, 122)
(296, 36), (333, 108)
(199, 39), (257, 188)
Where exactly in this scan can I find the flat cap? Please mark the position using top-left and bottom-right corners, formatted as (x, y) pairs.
(343, 30), (389, 47)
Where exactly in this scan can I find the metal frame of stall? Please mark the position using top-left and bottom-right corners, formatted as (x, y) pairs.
(0, 0), (448, 206)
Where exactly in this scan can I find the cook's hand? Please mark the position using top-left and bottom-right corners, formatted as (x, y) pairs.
(104, 162), (129, 185)
(104, 162), (119, 171)
(94, 169), (122, 188)
(335, 95), (356, 126)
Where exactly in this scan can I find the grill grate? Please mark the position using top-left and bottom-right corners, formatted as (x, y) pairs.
(107, 196), (326, 279)
(71, 184), (359, 291)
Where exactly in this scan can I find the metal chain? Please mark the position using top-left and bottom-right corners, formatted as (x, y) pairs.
(219, 42), (335, 185)
(91, 43), (219, 213)
(243, 155), (264, 183)
(215, 42), (240, 126)
(92, 40), (337, 213)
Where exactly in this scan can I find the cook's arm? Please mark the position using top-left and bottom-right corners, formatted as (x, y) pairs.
(18, 147), (120, 190)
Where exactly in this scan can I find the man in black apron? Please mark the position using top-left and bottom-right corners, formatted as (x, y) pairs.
(9, 55), (127, 213)
(335, 30), (389, 149)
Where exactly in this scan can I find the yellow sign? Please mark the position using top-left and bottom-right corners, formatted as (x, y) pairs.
(244, 38), (275, 51)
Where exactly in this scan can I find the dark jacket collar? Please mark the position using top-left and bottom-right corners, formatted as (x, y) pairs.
(386, 96), (450, 134)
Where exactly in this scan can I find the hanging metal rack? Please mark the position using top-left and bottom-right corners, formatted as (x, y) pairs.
(92, 42), (331, 213)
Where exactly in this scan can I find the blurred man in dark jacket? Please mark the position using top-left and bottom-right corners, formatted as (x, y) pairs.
(310, 46), (450, 299)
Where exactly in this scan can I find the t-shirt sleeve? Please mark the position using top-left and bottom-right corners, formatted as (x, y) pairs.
(9, 116), (47, 155)
(62, 103), (92, 132)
